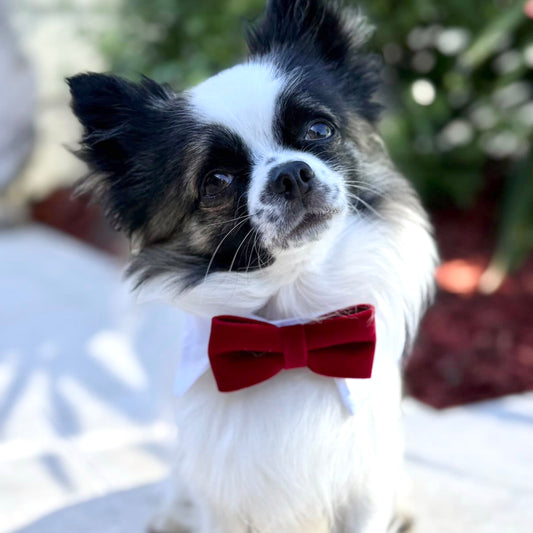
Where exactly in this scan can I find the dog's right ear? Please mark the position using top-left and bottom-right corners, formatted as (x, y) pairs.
(67, 73), (174, 234)
(246, 0), (382, 123)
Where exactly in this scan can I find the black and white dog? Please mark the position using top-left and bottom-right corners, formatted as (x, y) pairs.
(68, 1), (437, 532)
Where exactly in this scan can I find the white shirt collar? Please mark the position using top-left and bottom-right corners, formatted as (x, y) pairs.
(174, 312), (375, 415)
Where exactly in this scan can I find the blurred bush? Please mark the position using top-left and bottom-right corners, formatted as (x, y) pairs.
(100, 0), (264, 87)
(101, 0), (533, 278)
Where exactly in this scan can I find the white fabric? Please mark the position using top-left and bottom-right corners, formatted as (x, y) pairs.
(174, 312), (373, 414)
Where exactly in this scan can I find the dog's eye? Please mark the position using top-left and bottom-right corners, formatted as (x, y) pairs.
(202, 171), (234, 197)
(304, 121), (334, 141)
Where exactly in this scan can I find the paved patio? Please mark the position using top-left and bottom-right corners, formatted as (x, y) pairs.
(1, 225), (532, 533)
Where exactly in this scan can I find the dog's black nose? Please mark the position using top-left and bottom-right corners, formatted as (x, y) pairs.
(269, 161), (315, 200)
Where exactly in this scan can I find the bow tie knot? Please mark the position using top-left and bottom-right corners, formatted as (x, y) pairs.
(280, 324), (308, 369)
(207, 305), (376, 392)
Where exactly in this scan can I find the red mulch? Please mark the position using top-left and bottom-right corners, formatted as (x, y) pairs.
(405, 183), (533, 408)
(31, 180), (533, 409)
(31, 188), (127, 257)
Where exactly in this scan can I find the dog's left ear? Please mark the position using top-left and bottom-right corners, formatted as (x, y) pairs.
(246, 0), (382, 122)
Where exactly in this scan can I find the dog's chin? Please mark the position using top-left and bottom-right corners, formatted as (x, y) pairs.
(265, 206), (345, 251)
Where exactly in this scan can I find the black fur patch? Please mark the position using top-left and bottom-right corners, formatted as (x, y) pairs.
(275, 78), (383, 215)
(246, 0), (383, 123)
(124, 123), (274, 285)
(68, 73), (198, 237)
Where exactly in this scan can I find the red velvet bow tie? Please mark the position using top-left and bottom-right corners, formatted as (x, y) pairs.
(208, 305), (376, 392)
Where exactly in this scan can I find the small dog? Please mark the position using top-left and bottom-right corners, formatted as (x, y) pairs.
(68, 1), (437, 532)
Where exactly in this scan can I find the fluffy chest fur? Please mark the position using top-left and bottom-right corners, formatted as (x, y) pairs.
(172, 211), (435, 532)
(175, 363), (402, 532)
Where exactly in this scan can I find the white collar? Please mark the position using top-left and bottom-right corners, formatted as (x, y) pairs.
(174, 312), (376, 415)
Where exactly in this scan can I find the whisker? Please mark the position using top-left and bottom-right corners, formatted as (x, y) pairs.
(253, 229), (265, 274)
(203, 217), (250, 280)
(247, 228), (264, 275)
(228, 227), (256, 274)
(201, 213), (251, 229)
(345, 192), (383, 219)
(243, 229), (257, 276)
(343, 180), (385, 192)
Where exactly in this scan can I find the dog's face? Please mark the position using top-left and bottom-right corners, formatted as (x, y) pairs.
(191, 62), (348, 254)
(69, 0), (423, 311)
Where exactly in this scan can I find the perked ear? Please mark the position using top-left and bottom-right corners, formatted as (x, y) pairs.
(67, 73), (174, 234)
(246, 0), (382, 122)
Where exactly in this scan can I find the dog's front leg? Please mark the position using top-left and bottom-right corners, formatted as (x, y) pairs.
(336, 505), (392, 533)
(202, 508), (330, 533)
(147, 477), (197, 533)
(149, 496), (249, 533)
(199, 511), (332, 533)
(277, 518), (330, 533)
(148, 479), (250, 533)
(334, 472), (400, 533)
(195, 503), (249, 533)
(335, 491), (412, 533)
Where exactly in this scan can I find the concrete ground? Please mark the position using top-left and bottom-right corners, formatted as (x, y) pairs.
(1, 225), (532, 533)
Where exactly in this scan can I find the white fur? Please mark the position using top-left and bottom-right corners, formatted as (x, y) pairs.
(144, 61), (437, 533)
(189, 61), (282, 154)
(146, 211), (436, 533)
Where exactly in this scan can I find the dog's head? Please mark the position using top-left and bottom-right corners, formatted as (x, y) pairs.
(69, 0), (433, 318)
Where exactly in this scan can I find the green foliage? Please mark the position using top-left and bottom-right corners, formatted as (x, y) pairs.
(101, 0), (533, 272)
(490, 150), (533, 270)
(362, 0), (533, 272)
(365, 0), (532, 210)
(101, 0), (265, 87)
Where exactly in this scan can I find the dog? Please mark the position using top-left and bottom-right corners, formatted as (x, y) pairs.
(68, 1), (437, 532)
